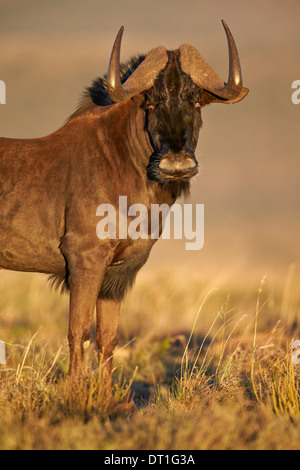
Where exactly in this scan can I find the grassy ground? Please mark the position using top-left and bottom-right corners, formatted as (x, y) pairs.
(0, 268), (300, 450)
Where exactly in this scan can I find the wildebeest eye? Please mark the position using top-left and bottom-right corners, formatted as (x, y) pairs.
(148, 104), (155, 112)
(194, 102), (201, 110)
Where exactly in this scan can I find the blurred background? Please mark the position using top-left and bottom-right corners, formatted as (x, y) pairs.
(1, 0), (300, 288)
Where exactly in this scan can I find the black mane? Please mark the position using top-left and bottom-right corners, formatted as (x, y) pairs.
(89, 54), (146, 106)
(67, 55), (146, 121)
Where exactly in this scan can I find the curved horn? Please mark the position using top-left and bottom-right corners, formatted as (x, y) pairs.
(107, 26), (129, 102)
(220, 20), (243, 98)
(179, 20), (243, 100)
(108, 27), (169, 103)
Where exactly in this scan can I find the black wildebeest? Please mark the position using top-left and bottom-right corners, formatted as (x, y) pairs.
(0, 21), (248, 381)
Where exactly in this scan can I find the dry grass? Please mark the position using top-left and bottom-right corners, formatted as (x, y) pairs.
(0, 268), (300, 450)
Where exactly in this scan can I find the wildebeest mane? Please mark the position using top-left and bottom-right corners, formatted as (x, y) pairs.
(67, 55), (146, 122)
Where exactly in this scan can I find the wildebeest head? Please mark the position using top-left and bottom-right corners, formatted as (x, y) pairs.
(81, 21), (248, 186)
(107, 21), (248, 184)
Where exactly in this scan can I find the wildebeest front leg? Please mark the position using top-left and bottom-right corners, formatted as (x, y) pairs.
(68, 271), (103, 379)
(61, 233), (113, 380)
(96, 299), (121, 387)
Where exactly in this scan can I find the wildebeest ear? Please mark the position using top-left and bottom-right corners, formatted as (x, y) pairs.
(201, 87), (249, 106)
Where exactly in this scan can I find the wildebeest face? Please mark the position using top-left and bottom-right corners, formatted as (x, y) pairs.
(144, 51), (202, 182)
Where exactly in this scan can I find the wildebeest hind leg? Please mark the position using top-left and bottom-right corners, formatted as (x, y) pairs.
(96, 298), (120, 390)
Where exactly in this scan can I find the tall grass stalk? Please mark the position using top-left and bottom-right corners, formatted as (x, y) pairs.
(251, 276), (267, 404)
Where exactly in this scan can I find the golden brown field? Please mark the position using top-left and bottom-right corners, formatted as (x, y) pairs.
(1, 0), (300, 451)
(1, 267), (300, 450)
